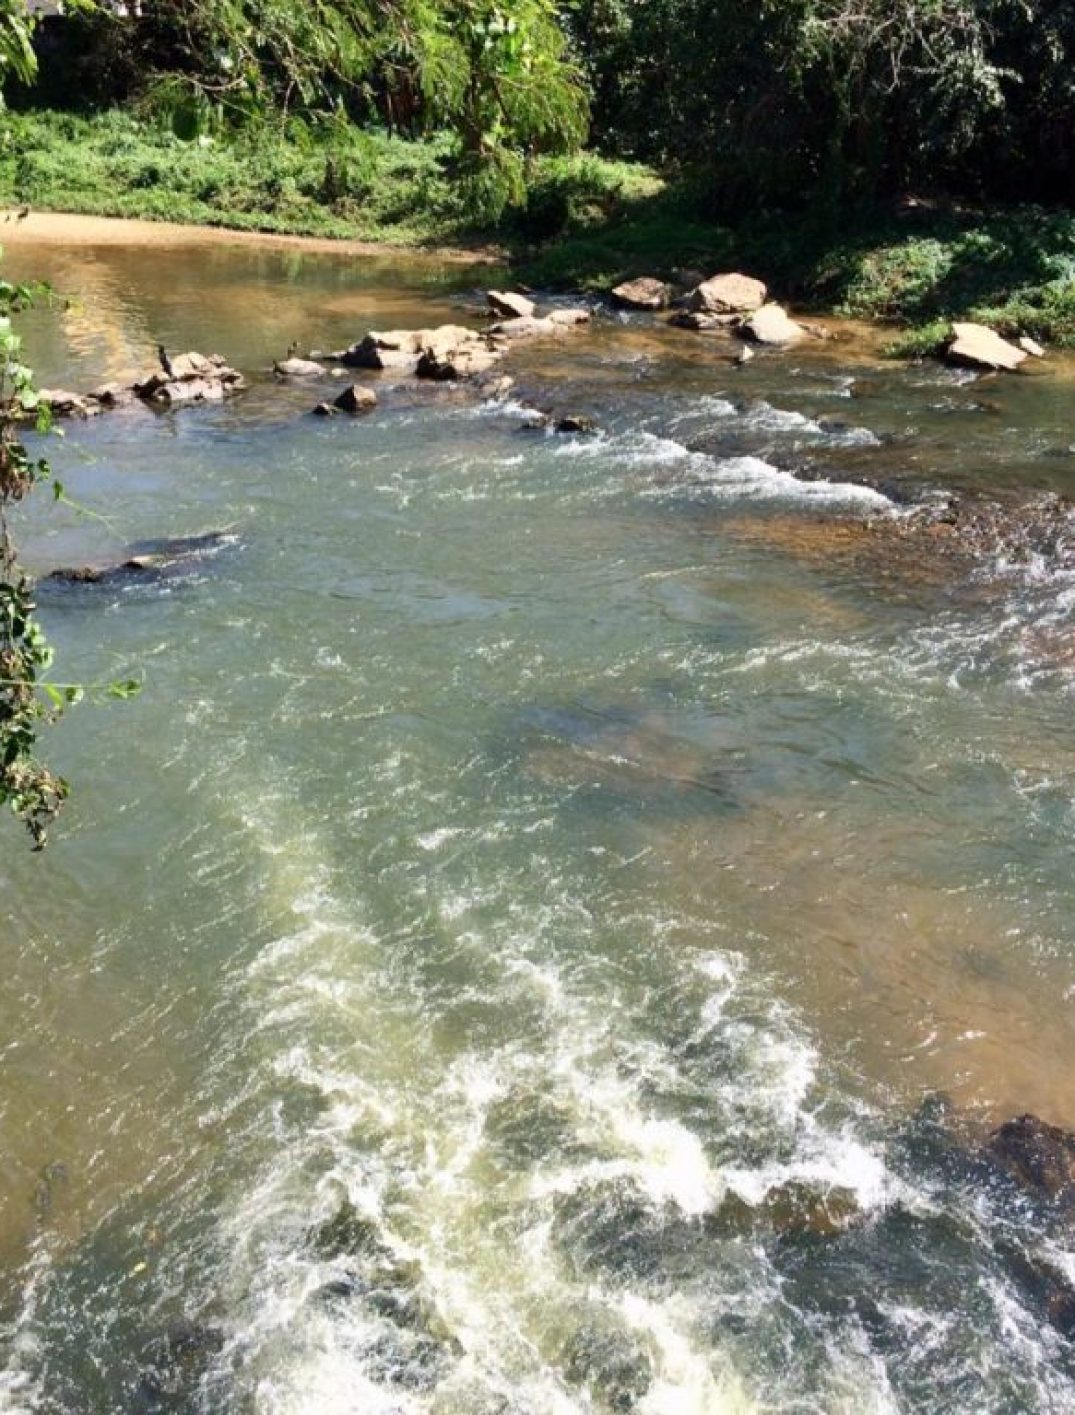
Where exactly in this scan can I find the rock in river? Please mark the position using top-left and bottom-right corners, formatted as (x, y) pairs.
(273, 356), (327, 378)
(333, 383), (378, 413)
(45, 530), (238, 589)
(341, 325), (489, 374)
(945, 322), (1028, 372)
(487, 309), (591, 339)
(134, 351), (245, 405)
(689, 271), (768, 315)
(742, 303), (807, 346)
(611, 277), (671, 311)
(988, 1114), (1075, 1212)
(669, 310), (742, 332)
(487, 289), (536, 320)
(37, 388), (104, 419)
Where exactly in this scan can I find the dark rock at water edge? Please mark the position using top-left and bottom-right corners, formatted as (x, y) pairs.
(45, 530), (238, 590)
(334, 383), (377, 414)
(988, 1114), (1075, 1212)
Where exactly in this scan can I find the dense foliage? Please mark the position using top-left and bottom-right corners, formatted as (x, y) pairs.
(568, 0), (1075, 209)
(33, 0), (587, 218)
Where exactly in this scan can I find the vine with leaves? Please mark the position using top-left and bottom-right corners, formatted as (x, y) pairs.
(0, 0), (139, 849)
(0, 280), (71, 848)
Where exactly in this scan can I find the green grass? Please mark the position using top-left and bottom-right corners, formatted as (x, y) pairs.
(519, 193), (1075, 348)
(0, 109), (472, 244)
(4, 109), (1075, 348)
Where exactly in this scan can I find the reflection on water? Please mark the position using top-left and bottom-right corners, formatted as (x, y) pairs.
(0, 229), (1074, 1411)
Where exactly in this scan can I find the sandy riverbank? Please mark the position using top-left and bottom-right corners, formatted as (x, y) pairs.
(0, 209), (503, 263)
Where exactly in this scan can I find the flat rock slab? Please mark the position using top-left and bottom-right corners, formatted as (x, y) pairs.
(488, 309), (591, 339)
(946, 322), (1028, 371)
(274, 357), (326, 378)
(742, 303), (807, 345)
(487, 290), (536, 320)
(690, 272), (768, 315)
(611, 277), (671, 311)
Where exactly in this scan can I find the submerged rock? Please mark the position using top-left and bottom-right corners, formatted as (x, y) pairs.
(689, 272), (768, 315)
(131, 1317), (225, 1414)
(563, 1318), (653, 1411)
(554, 415), (599, 435)
(311, 1198), (386, 1261)
(945, 322), (1027, 372)
(45, 530), (238, 589)
(988, 1114), (1075, 1211)
(611, 277), (671, 311)
(487, 289), (536, 320)
(718, 1181), (865, 1241)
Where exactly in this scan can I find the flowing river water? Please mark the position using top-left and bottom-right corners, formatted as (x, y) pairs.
(1, 224), (1074, 1412)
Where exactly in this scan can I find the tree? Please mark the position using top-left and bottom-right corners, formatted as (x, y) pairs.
(110, 0), (587, 218)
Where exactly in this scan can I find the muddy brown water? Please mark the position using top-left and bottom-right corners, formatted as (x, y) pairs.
(0, 225), (1074, 1411)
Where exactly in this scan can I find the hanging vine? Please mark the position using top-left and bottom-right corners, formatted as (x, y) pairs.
(0, 280), (69, 848)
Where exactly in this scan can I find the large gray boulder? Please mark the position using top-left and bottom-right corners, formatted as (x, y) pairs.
(611, 277), (671, 311)
(689, 272), (768, 315)
(946, 322), (1028, 372)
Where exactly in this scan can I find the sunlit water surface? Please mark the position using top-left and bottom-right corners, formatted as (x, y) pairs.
(0, 234), (1074, 1412)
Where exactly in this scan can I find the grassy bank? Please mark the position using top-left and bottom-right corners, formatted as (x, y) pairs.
(519, 191), (1075, 350)
(3, 110), (1075, 348)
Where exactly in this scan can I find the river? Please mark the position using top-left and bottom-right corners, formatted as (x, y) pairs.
(1, 223), (1074, 1412)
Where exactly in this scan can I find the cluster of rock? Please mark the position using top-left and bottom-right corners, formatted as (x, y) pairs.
(38, 351), (245, 420)
(614, 268), (810, 347)
(269, 290), (592, 416)
(612, 269), (1050, 369)
(33, 292), (592, 429)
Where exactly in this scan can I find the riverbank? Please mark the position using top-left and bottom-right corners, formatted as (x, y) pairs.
(0, 209), (503, 264)
(3, 109), (1075, 350)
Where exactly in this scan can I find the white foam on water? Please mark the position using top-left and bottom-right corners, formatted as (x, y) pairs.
(682, 454), (892, 508)
(619, 1294), (757, 1414)
(681, 395), (880, 447)
(0, 1246), (51, 1415)
(553, 424), (892, 508)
